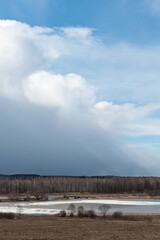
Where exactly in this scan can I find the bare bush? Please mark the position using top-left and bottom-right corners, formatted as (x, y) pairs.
(99, 204), (111, 217)
(85, 210), (96, 218)
(23, 193), (31, 201)
(59, 210), (67, 217)
(9, 193), (21, 201)
(112, 212), (152, 221)
(9, 192), (31, 201)
(31, 188), (48, 201)
(77, 206), (84, 217)
(112, 211), (123, 219)
(77, 206), (96, 218)
(67, 204), (76, 216)
(69, 212), (74, 217)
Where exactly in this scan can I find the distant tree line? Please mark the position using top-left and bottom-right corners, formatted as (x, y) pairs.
(0, 176), (160, 194)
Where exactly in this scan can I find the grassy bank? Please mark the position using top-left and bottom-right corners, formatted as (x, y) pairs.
(0, 192), (160, 203)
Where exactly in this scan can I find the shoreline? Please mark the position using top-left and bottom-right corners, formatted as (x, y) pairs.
(0, 193), (160, 202)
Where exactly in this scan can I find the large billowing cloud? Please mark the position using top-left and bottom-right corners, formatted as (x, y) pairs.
(23, 71), (95, 110)
(0, 20), (160, 175)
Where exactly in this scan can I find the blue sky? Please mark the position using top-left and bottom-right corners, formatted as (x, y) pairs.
(0, 0), (160, 175)
(1, 0), (160, 44)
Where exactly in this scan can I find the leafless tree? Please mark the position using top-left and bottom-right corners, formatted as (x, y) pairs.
(99, 204), (111, 217)
(31, 187), (48, 201)
(77, 206), (84, 217)
(67, 203), (76, 216)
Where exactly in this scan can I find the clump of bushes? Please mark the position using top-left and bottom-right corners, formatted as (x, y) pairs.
(59, 207), (153, 222)
(149, 190), (160, 197)
(112, 211), (152, 222)
(59, 205), (97, 218)
(69, 212), (74, 217)
(75, 205), (96, 218)
(9, 193), (31, 201)
(112, 211), (139, 221)
(0, 212), (16, 219)
(9, 193), (21, 201)
(112, 211), (123, 219)
(84, 210), (96, 218)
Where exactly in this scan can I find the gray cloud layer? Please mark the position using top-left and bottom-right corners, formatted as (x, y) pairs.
(0, 96), (146, 176)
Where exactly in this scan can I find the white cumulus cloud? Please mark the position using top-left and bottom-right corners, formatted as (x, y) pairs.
(23, 71), (95, 110)
(92, 102), (160, 136)
(0, 19), (160, 138)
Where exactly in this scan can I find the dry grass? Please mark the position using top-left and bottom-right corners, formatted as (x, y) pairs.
(0, 214), (159, 240)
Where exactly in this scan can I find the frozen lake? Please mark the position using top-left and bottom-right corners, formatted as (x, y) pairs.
(0, 199), (160, 215)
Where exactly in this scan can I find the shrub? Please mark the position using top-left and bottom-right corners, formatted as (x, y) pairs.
(76, 204), (97, 218)
(77, 206), (84, 218)
(69, 212), (74, 217)
(0, 212), (16, 219)
(67, 204), (76, 215)
(9, 193), (21, 201)
(122, 214), (138, 221)
(122, 214), (152, 222)
(86, 210), (96, 218)
(9, 193), (31, 201)
(112, 211), (123, 219)
(59, 210), (67, 217)
(112, 212), (153, 222)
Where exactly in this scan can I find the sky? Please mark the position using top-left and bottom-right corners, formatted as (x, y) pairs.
(0, 0), (160, 176)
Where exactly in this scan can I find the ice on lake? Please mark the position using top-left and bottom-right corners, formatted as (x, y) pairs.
(0, 199), (160, 215)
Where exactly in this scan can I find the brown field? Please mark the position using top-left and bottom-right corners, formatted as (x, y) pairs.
(0, 215), (160, 240)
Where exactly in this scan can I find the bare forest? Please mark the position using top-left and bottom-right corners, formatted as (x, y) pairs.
(0, 176), (160, 195)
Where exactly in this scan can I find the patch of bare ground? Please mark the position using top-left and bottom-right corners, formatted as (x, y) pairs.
(0, 215), (160, 240)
